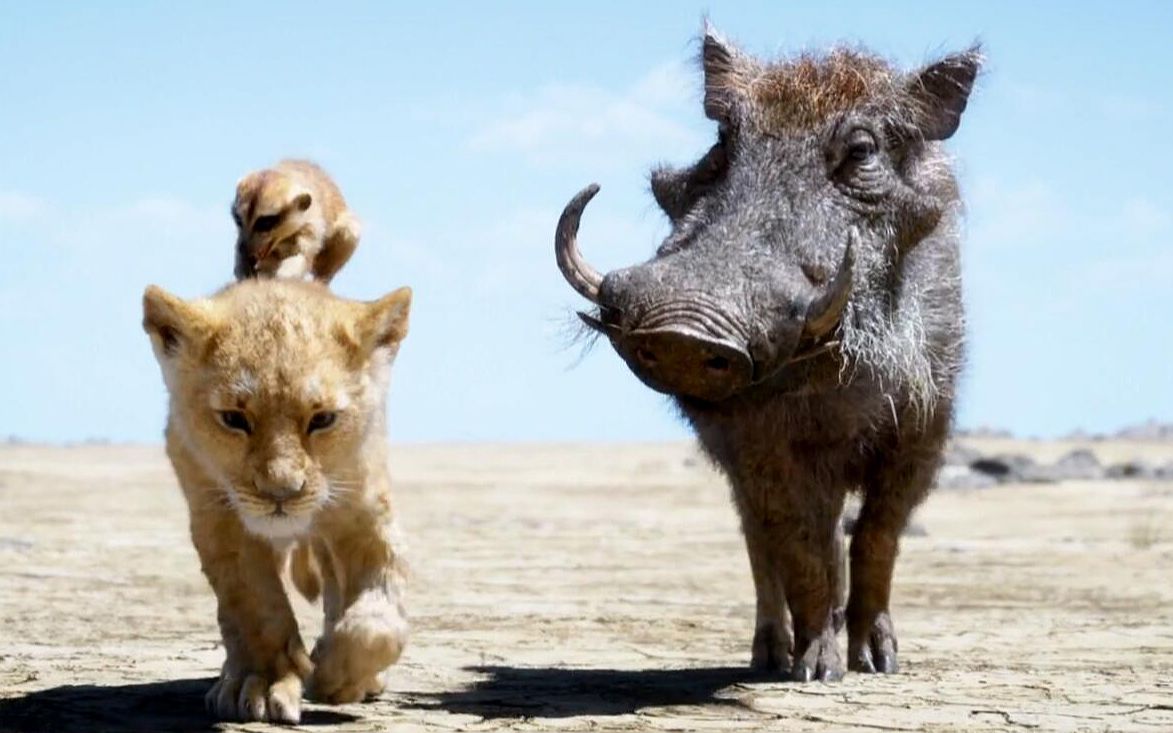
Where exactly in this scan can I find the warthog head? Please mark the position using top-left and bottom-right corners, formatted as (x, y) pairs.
(556, 29), (979, 406)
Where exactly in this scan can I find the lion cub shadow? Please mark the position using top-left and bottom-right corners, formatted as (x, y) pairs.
(0, 677), (358, 733)
(403, 665), (762, 719)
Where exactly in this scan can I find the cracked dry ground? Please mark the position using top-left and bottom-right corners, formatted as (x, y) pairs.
(1, 441), (1172, 733)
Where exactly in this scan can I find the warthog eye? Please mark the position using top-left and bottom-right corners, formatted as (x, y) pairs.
(307, 411), (338, 434)
(217, 410), (252, 435)
(253, 214), (281, 233)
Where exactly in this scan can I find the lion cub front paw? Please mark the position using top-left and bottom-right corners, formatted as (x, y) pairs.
(205, 641), (312, 723)
(309, 598), (407, 704)
(206, 668), (303, 723)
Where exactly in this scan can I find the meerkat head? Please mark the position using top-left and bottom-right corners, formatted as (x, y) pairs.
(232, 169), (326, 276)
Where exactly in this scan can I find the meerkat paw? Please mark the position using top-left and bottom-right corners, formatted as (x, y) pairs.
(309, 595), (407, 704)
(274, 253), (313, 280)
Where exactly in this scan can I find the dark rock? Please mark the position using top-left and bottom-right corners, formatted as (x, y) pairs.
(954, 426), (1014, 439)
(1106, 460), (1156, 480)
(935, 464), (998, 490)
(841, 504), (927, 537)
(970, 453), (1054, 483)
(1114, 420), (1173, 441)
(901, 521), (929, 538)
(1050, 449), (1105, 481)
(943, 442), (982, 467)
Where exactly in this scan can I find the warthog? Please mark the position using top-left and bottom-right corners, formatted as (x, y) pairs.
(554, 28), (980, 681)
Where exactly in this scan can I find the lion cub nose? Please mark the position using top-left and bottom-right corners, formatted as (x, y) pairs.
(254, 478), (307, 502)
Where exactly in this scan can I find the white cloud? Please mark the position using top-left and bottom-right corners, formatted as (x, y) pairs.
(1001, 81), (1165, 127)
(39, 197), (230, 254)
(966, 176), (1172, 320)
(0, 192), (49, 220)
(967, 178), (1070, 247)
(116, 197), (220, 225)
(1115, 197), (1172, 239)
(629, 60), (698, 107)
(1073, 244), (1173, 295)
(468, 61), (707, 168)
(968, 178), (1171, 248)
(0, 194), (235, 304)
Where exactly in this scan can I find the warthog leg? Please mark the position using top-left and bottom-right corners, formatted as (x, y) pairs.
(848, 408), (950, 674)
(737, 509), (791, 673)
(770, 486), (849, 682)
(831, 515), (847, 633)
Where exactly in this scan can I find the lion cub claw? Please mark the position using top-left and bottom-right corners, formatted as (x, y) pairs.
(206, 638), (312, 723)
(206, 668), (303, 723)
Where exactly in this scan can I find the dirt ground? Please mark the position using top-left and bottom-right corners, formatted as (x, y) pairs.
(1, 440), (1172, 732)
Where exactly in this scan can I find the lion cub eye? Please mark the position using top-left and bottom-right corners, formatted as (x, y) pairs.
(307, 411), (338, 434)
(217, 410), (252, 435)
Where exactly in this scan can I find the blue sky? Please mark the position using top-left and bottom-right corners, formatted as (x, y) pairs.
(1, 1), (1170, 443)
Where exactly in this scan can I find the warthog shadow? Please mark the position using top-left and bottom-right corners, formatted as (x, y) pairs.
(0, 677), (358, 733)
(404, 665), (762, 719)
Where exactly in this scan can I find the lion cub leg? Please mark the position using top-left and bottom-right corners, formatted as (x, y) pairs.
(309, 513), (408, 704)
(194, 508), (312, 723)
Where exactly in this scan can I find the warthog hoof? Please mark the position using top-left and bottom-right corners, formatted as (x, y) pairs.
(750, 622), (791, 673)
(790, 625), (844, 682)
(848, 610), (899, 674)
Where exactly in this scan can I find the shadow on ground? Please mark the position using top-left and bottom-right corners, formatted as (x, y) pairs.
(0, 678), (358, 733)
(404, 665), (763, 719)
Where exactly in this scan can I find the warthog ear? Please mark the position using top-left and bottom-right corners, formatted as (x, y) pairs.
(701, 24), (755, 122)
(907, 46), (983, 141)
(142, 285), (213, 361)
(358, 287), (412, 354)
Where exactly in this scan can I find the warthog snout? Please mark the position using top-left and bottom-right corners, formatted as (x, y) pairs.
(620, 329), (753, 402)
(558, 184), (855, 402)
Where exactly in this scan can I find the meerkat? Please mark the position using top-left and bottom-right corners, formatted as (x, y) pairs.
(232, 160), (361, 284)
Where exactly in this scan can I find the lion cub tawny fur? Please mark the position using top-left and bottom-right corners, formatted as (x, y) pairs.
(232, 159), (361, 283)
(143, 279), (411, 723)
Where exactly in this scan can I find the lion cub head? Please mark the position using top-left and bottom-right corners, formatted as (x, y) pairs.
(142, 279), (411, 540)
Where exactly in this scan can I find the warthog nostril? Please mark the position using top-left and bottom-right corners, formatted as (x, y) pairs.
(636, 347), (658, 366)
(704, 355), (731, 372)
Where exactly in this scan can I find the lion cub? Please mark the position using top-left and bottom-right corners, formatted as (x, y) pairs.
(232, 159), (361, 283)
(143, 279), (411, 723)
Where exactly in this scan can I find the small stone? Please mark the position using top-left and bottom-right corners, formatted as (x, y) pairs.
(1050, 449), (1104, 481)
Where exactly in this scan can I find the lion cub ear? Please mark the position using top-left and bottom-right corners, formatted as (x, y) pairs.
(358, 287), (412, 354)
(142, 285), (213, 361)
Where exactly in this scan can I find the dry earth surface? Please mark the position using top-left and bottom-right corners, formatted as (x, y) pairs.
(1, 440), (1172, 732)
